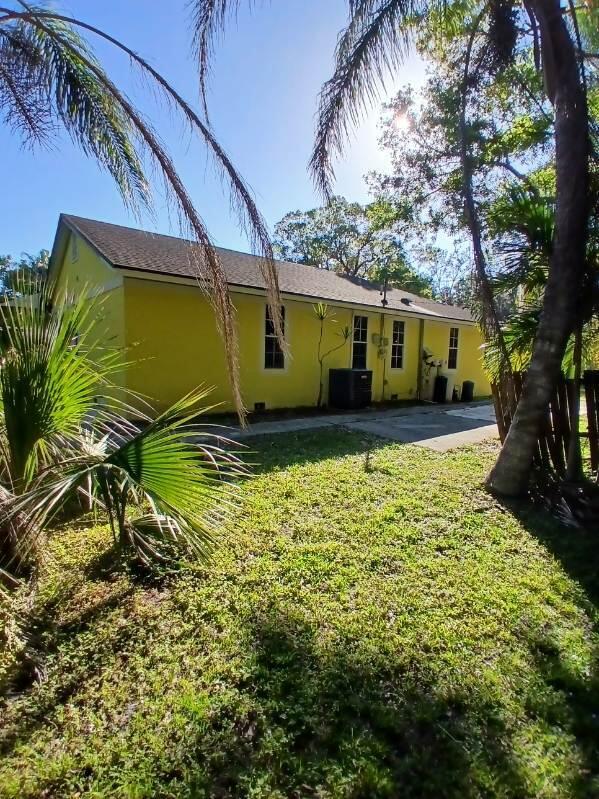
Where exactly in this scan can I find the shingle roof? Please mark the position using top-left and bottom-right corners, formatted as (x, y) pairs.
(59, 214), (474, 323)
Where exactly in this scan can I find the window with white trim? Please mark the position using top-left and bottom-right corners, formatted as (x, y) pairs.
(391, 320), (405, 369)
(264, 305), (285, 369)
(448, 326), (459, 370)
(352, 315), (368, 369)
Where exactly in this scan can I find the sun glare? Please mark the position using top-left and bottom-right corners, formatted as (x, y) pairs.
(393, 111), (411, 133)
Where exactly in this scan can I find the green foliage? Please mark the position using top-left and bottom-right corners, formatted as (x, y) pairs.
(0, 251), (49, 296)
(274, 195), (433, 296)
(483, 185), (599, 381)
(0, 282), (244, 572)
(1, 431), (598, 797)
(0, 283), (122, 486)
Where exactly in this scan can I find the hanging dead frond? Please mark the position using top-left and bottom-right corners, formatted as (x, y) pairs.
(189, 0), (243, 123)
(0, 3), (286, 420)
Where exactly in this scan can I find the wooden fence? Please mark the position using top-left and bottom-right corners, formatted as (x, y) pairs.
(492, 370), (599, 478)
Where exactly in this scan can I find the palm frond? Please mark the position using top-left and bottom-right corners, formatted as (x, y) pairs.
(189, 0), (243, 121)
(6, 6), (283, 354)
(0, 279), (127, 486)
(8, 388), (246, 567)
(0, 9), (149, 207)
(483, 298), (541, 382)
(1, 4), (286, 416)
(310, 0), (429, 198)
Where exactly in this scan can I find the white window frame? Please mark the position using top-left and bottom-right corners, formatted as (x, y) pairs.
(390, 319), (405, 371)
(448, 326), (459, 370)
(352, 315), (368, 369)
(263, 304), (286, 371)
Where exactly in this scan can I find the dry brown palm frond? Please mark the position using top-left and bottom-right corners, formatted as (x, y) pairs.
(3, 5), (284, 353)
(11, 8), (244, 418)
(0, 4), (286, 419)
(189, 0), (242, 123)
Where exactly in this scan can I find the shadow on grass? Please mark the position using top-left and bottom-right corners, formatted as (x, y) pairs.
(501, 497), (599, 609)
(245, 428), (396, 474)
(181, 603), (598, 799)
(1, 579), (134, 756)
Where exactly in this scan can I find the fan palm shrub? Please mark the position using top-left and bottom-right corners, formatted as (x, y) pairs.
(0, 281), (244, 576)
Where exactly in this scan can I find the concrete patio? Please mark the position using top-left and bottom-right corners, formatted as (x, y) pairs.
(216, 401), (498, 452)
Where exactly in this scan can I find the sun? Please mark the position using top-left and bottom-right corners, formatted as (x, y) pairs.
(392, 110), (411, 133)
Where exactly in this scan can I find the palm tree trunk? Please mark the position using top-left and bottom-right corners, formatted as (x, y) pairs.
(487, 0), (590, 496)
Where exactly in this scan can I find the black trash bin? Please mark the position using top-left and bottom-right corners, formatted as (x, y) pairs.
(462, 380), (475, 402)
(433, 375), (448, 403)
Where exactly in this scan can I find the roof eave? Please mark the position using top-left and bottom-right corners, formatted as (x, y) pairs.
(116, 264), (475, 324)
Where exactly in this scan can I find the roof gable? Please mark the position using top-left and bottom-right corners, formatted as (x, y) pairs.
(56, 214), (474, 323)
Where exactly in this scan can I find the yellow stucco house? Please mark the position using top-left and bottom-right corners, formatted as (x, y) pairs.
(49, 214), (490, 413)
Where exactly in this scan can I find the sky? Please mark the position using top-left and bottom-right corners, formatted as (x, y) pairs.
(0, 1), (427, 258)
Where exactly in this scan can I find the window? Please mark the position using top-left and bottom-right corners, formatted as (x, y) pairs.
(352, 315), (368, 369)
(448, 326), (459, 369)
(264, 305), (285, 369)
(391, 320), (405, 369)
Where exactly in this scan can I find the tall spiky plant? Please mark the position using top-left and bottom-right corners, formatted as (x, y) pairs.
(0, 1), (285, 421)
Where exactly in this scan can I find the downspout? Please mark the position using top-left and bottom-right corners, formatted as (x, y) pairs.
(416, 319), (425, 400)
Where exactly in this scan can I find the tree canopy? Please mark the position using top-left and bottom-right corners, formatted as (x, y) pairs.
(0, 250), (49, 295)
(273, 196), (433, 297)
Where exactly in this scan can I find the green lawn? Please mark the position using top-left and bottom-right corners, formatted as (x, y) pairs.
(1, 431), (598, 798)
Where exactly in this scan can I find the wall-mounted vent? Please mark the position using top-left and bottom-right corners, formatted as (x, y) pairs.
(254, 402), (266, 412)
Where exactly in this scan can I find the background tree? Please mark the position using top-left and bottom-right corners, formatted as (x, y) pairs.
(274, 195), (433, 295)
(0, 250), (48, 295)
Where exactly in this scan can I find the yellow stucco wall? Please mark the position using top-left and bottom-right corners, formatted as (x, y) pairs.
(122, 278), (490, 412)
(54, 230), (491, 413)
(53, 232), (125, 356)
(123, 279), (357, 412)
(422, 320), (489, 400)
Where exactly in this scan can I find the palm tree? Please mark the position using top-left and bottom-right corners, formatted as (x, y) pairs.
(0, 280), (244, 576)
(194, 0), (596, 496)
(0, 2), (284, 420)
(484, 185), (599, 479)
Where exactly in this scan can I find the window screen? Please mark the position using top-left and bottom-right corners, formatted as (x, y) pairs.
(391, 320), (405, 369)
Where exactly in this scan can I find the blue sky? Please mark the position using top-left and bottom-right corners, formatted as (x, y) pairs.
(0, 1), (426, 257)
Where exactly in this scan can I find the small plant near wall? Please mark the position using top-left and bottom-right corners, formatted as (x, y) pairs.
(313, 303), (350, 408)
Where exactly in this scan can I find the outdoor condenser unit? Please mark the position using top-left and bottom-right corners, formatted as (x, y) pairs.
(328, 368), (373, 410)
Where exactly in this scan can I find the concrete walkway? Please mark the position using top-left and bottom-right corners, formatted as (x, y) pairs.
(214, 401), (498, 453)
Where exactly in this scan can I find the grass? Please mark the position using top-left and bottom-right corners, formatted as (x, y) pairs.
(1, 430), (598, 798)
